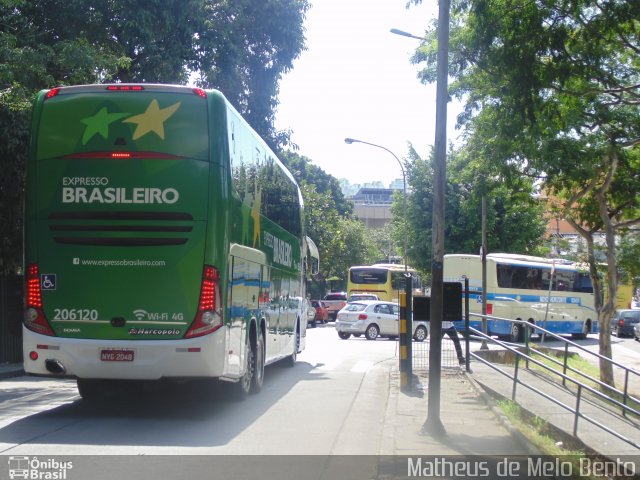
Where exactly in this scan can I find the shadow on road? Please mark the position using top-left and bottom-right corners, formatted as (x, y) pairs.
(0, 359), (325, 448)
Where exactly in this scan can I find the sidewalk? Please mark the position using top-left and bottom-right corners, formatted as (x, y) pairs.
(381, 368), (536, 457)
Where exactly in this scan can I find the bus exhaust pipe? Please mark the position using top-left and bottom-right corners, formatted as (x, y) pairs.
(45, 359), (66, 375)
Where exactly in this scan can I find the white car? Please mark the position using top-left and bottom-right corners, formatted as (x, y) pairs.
(348, 293), (380, 302)
(335, 300), (429, 341)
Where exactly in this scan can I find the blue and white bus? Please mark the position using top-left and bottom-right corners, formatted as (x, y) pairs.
(444, 253), (596, 342)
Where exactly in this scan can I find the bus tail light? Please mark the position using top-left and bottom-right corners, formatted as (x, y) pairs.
(24, 264), (55, 336)
(184, 265), (222, 339)
(486, 303), (493, 316)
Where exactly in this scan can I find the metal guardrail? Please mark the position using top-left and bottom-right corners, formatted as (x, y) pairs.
(467, 314), (640, 450)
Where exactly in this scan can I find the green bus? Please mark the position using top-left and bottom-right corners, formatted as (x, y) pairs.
(23, 84), (318, 400)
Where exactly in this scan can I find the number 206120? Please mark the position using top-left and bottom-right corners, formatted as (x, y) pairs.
(53, 309), (99, 321)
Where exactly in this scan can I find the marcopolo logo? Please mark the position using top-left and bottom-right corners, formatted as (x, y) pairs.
(8, 456), (73, 480)
(61, 177), (179, 205)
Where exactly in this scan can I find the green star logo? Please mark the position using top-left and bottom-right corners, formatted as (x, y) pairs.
(80, 107), (130, 145)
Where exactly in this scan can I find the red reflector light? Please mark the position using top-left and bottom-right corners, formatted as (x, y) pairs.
(46, 88), (61, 99)
(106, 85), (144, 91)
(199, 266), (218, 311)
(29, 351), (39, 361)
(24, 263), (55, 336)
(62, 151), (185, 160)
(26, 264), (42, 308)
(184, 266), (222, 339)
(192, 88), (207, 98)
(486, 304), (493, 315)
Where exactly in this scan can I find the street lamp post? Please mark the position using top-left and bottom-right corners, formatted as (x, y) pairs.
(344, 137), (408, 274)
(345, 137), (414, 393)
(389, 28), (424, 41)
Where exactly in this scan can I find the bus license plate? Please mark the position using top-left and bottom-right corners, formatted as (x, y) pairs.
(100, 349), (134, 362)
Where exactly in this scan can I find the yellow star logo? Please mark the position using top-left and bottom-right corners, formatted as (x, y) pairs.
(123, 99), (181, 140)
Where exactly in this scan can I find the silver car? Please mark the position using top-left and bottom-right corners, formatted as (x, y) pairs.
(335, 300), (429, 341)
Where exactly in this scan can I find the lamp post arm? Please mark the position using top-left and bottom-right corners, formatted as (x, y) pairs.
(344, 137), (408, 273)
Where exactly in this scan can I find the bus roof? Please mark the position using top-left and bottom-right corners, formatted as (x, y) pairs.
(445, 253), (582, 271)
(349, 264), (417, 272)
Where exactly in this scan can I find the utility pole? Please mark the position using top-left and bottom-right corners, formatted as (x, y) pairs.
(422, 0), (450, 438)
(481, 193), (488, 349)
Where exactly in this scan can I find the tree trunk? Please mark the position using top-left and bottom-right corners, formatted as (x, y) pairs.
(595, 164), (618, 389)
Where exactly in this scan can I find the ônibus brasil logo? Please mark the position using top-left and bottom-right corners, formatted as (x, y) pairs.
(8, 456), (73, 479)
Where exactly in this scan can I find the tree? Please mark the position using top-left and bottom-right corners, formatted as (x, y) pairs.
(411, 0), (640, 386)
(393, 144), (546, 276)
(282, 151), (375, 295)
(298, 183), (376, 295)
(280, 150), (353, 217)
(0, 0), (308, 273)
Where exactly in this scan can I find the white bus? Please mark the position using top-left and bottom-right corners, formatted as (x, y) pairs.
(444, 253), (596, 342)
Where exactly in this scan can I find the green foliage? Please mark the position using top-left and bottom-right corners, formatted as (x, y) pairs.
(412, 0), (640, 385)
(284, 151), (375, 294)
(280, 150), (353, 217)
(0, 105), (28, 274)
(0, 0), (308, 272)
(618, 233), (640, 287)
(394, 144), (546, 275)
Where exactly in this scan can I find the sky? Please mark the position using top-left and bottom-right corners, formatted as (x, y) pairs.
(275, 0), (461, 186)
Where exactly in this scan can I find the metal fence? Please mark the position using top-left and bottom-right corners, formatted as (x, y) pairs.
(411, 334), (468, 371)
(469, 315), (640, 450)
(0, 275), (23, 363)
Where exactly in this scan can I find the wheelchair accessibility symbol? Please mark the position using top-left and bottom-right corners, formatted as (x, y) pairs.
(41, 274), (57, 291)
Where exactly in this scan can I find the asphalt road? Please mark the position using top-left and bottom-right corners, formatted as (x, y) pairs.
(0, 324), (397, 456)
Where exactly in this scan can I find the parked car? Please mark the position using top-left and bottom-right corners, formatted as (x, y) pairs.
(348, 293), (379, 302)
(309, 300), (329, 326)
(323, 292), (348, 321)
(611, 309), (640, 337)
(335, 300), (429, 342)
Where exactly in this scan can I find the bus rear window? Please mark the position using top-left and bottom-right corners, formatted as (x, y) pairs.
(350, 269), (388, 284)
(37, 90), (209, 161)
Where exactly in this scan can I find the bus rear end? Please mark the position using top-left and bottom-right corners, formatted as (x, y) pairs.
(347, 266), (392, 300)
(23, 85), (225, 381)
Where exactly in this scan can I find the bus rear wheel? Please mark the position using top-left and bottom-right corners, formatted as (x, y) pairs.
(77, 379), (102, 401)
(572, 320), (590, 340)
(286, 322), (300, 367)
(509, 322), (522, 343)
(251, 329), (265, 393)
(232, 334), (255, 400)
